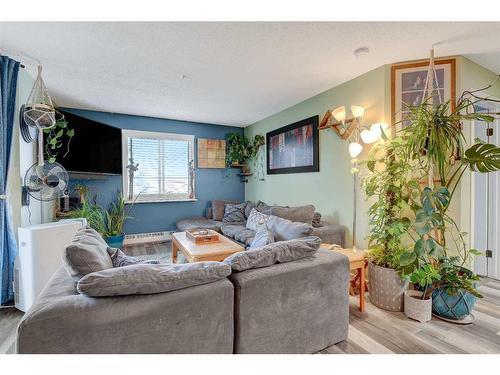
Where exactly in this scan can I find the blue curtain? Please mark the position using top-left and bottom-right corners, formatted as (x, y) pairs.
(0, 55), (20, 305)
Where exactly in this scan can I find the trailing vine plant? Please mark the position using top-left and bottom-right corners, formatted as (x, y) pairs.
(44, 110), (75, 163)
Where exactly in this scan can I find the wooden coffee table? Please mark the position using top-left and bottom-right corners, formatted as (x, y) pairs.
(171, 231), (245, 263)
(321, 244), (367, 312)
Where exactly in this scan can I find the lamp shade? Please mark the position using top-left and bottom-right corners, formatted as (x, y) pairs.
(348, 142), (363, 158)
(331, 106), (346, 122)
(351, 105), (365, 119)
(360, 129), (377, 144)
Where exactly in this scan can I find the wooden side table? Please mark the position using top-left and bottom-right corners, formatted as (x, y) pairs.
(321, 244), (367, 312)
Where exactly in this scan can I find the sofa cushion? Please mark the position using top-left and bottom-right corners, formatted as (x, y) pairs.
(176, 217), (222, 232)
(212, 200), (239, 221)
(246, 208), (270, 232)
(221, 224), (256, 246)
(249, 230), (275, 250)
(106, 247), (159, 267)
(63, 227), (114, 279)
(222, 202), (247, 225)
(266, 215), (313, 241)
(271, 204), (316, 224)
(77, 262), (232, 297)
(244, 201), (254, 218)
(223, 236), (321, 272)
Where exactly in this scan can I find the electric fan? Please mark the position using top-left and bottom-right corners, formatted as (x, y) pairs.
(24, 162), (69, 202)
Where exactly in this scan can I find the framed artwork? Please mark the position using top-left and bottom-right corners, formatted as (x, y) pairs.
(266, 115), (319, 175)
(391, 58), (456, 134)
(197, 138), (226, 168)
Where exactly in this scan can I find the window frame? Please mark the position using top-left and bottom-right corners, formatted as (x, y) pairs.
(121, 129), (196, 203)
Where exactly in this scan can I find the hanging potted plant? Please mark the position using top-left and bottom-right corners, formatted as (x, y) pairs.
(226, 133), (265, 173)
(399, 96), (500, 320)
(362, 137), (420, 311)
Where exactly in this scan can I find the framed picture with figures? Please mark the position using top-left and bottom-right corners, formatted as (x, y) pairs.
(391, 58), (456, 135)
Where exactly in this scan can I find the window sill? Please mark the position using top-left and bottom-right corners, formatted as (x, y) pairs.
(125, 198), (198, 204)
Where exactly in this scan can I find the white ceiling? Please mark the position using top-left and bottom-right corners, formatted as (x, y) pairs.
(1, 22), (500, 127)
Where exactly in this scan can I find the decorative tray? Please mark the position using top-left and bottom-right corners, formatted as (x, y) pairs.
(185, 229), (220, 244)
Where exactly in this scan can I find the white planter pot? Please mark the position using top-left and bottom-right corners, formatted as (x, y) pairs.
(404, 290), (432, 323)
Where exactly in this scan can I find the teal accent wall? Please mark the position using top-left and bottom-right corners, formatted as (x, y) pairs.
(63, 108), (244, 234)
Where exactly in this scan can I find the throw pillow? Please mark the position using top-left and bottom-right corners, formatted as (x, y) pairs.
(266, 215), (313, 241)
(255, 200), (273, 215)
(244, 201), (254, 218)
(312, 212), (322, 227)
(246, 208), (270, 232)
(62, 227), (114, 279)
(249, 229), (275, 250)
(212, 200), (239, 221)
(222, 202), (247, 225)
(224, 236), (321, 272)
(106, 247), (159, 267)
(77, 262), (231, 297)
(270, 204), (316, 224)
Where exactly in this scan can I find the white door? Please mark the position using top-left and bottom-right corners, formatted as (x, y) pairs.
(473, 101), (500, 280)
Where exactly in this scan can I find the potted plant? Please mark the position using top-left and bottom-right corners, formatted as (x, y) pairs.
(362, 137), (420, 311)
(398, 96), (500, 320)
(74, 183), (89, 203)
(226, 133), (265, 173)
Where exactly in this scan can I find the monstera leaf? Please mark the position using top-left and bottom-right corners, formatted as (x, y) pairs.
(463, 142), (500, 173)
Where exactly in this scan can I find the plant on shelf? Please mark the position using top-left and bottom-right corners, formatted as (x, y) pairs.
(226, 133), (265, 173)
(397, 96), (500, 320)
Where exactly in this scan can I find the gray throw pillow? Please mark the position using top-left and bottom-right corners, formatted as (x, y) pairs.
(244, 201), (254, 218)
(312, 212), (322, 227)
(222, 202), (247, 225)
(255, 200), (273, 214)
(106, 247), (159, 267)
(266, 214), (313, 241)
(62, 227), (113, 279)
(77, 262), (231, 297)
(249, 229), (275, 250)
(212, 200), (239, 221)
(224, 236), (321, 272)
(271, 204), (316, 224)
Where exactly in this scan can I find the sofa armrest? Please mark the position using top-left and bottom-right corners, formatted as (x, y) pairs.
(229, 249), (349, 353)
(17, 268), (234, 354)
(312, 223), (346, 248)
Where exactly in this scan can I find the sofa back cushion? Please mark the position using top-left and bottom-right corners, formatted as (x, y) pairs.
(212, 200), (239, 221)
(223, 236), (321, 272)
(255, 200), (273, 215)
(249, 229), (275, 250)
(63, 227), (113, 279)
(266, 215), (313, 241)
(222, 202), (247, 225)
(246, 208), (270, 232)
(271, 204), (316, 224)
(77, 262), (231, 297)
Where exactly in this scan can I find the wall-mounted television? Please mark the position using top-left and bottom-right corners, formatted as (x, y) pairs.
(49, 110), (122, 175)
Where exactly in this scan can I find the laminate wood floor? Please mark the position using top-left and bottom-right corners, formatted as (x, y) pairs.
(2, 241), (499, 354)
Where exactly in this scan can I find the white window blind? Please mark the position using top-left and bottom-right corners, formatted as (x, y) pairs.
(122, 130), (195, 202)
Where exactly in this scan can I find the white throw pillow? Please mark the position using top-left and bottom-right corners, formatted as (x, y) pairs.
(246, 208), (270, 232)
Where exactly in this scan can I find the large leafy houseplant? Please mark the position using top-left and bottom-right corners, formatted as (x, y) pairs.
(226, 133), (265, 167)
(397, 97), (500, 313)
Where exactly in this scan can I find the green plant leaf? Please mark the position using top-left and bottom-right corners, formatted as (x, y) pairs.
(67, 129), (75, 137)
(400, 251), (417, 266)
(463, 142), (500, 173)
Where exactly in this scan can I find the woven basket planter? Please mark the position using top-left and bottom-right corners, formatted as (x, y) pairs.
(404, 290), (432, 323)
(368, 262), (408, 312)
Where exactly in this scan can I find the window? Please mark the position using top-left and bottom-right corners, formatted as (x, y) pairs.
(122, 130), (195, 202)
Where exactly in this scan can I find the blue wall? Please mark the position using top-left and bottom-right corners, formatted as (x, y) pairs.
(62, 108), (244, 234)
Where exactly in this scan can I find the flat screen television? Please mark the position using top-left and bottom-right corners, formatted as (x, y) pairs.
(49, 110), (122, 175)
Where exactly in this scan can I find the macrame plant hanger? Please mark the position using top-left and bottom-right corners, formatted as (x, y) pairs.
(421, 48), (442, 189)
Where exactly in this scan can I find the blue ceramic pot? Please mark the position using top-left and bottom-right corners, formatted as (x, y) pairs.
(105, 234), (125, 249)
(432, 287), (477, 320)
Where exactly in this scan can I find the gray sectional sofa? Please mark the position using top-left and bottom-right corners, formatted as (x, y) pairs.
(16, 229), (350, 354)
(176, 200), (346, 248)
